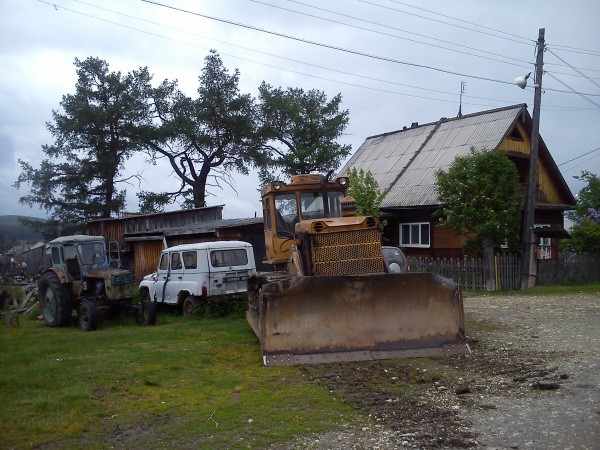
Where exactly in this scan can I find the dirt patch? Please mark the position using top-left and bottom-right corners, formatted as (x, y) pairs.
(283, 293), (600, 449)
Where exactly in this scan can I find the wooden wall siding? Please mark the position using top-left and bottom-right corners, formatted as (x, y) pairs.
(432, 225), (464, 250)
(134, 241), (164, 282)
(500, 125), (567, 205)
(499, 123), (530, 155)
(19, 246), (46, 273)
(537, 158), (563, 204)
(88, 221), (126, 250)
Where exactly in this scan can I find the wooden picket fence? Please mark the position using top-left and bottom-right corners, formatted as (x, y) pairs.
(408, 252), (600, 291)
(537, 252), (600, 286)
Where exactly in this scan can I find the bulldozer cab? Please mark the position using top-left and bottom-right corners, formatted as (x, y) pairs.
(261, 173), (353, 267)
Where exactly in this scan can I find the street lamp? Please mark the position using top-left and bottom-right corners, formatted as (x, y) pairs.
(517, 28), (545, 289)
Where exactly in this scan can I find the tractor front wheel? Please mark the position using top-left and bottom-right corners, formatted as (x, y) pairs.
(78, 299), (98, 331)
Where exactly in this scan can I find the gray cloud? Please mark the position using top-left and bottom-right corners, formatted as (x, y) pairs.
(0, 0), (598, 220)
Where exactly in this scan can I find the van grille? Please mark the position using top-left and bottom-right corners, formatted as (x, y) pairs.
(312, 229), (384, 276)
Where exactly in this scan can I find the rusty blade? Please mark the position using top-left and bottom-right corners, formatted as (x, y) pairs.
(248, 272), (469, 366)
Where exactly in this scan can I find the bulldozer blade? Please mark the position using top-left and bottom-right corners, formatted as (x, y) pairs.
(246, 272), (469, 366)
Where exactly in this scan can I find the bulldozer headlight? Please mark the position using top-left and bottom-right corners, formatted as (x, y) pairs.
(273, 181), (283, 190)
(338, 177), (349, 186)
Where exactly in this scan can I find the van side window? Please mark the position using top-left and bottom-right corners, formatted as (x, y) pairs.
(183, 251), (197, 269)
(159, 253), (169, 270)
(210, 249), (248, 267)
(171, 253), (182, 270)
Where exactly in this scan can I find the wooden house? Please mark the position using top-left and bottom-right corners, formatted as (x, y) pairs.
(340, 104), (576, 259)
(88, 206), (265, 281)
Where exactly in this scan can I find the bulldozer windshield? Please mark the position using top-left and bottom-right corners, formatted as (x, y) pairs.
(274, 190), (345, 237)
(300, 191), (345, 219)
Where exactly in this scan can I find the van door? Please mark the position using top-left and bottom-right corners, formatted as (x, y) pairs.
(153, 252), (170, 303)
(208, 247), (255, 297)
(163, 251), (183, 304)
(180, 249), (206, 297)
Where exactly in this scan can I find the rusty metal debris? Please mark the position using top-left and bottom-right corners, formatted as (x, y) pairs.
(1, 282), (40, 327)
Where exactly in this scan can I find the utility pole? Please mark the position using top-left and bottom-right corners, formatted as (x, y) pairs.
(520, 28), (545, 289)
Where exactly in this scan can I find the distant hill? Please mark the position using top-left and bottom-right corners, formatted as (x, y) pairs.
(0, 215), (45, 245)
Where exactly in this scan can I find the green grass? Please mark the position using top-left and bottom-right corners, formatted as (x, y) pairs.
(2, 282), (598, 448)
(0, 310), (355, 449)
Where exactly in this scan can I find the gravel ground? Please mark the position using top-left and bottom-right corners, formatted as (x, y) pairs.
(276, 292), (600, 449)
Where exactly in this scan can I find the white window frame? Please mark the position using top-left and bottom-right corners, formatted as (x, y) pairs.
(400, 222), (431, 248)
(535, 224), (551, 247)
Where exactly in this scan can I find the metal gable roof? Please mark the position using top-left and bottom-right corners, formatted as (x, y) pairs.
(341, 104), (527, 208)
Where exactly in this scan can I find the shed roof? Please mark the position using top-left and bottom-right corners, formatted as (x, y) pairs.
(340, 104), (575, 209)
(125, 217), (263, 239)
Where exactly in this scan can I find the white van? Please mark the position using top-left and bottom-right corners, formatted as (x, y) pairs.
(138, 241), (256, 315)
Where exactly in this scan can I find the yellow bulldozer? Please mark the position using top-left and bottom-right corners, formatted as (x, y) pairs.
(246, 173), (469, 366)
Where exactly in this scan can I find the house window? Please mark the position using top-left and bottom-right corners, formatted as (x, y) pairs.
(535, 224), (551, 247)
(400, 222), (430, 248)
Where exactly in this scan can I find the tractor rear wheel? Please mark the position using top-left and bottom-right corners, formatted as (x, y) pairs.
(38, 272), (72, 327)
(78, 299), (98, 331)
(135, 299), (156, 326)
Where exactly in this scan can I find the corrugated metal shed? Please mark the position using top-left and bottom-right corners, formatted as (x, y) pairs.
(341, 104), (529, 208)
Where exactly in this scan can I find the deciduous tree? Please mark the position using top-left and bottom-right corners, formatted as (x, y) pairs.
(435, 148), (523, 254)
(347, 167), (387, 227)
(562, 171), (600, 253)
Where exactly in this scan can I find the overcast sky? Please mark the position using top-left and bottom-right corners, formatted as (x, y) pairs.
(1, 0), (599, 220)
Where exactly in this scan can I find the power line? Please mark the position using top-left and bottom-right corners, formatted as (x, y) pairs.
(42, 0), (600, 108)
(261, 0), (532, 67)
(544, 72), (600, 109)
(558, 147), (600, 167)
(141, 0), (600, 96)
(561, 154), (600, 175)
(139, 0), (530, 87)
(37, 1), (512, 109)
(359, 0), (532, 45)
(34, 0), (499, 107)
(272, 0), (600, 78)
(547, 44), (600, 57)
(382, 0), (600, 57)
(68, 0), (510, 101)
(384, 0), (532, 43)
(546, 47), (600, 90)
